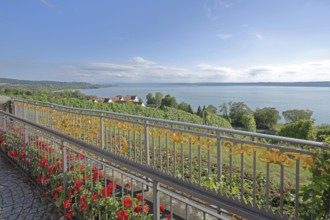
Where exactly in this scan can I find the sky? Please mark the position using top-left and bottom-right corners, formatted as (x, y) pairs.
(1, 0), (330, 83)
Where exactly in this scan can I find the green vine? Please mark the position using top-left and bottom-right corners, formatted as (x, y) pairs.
(299, 142), (330, 219)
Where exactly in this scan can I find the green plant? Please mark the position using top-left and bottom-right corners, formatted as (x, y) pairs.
(299, 147), (330, 219)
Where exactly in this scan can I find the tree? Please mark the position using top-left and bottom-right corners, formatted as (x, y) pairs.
(196, 106), (202, 117)
(187, 105), (194, 114)
(254, 107), (281, 129)
(204, 111), (232, 129)
(155, 92), (163, 107)
(160, 94), (178, 109)
(277, 120), (316, 140)
(178, 102), (190, 112)
(241, 114), (256, 132)
(228, 102), (253, 126)
(205, 105), (217, 114)
(146, 93), (156, 105)
(219, 102), (231, 122)
(282, 109), (313, 123)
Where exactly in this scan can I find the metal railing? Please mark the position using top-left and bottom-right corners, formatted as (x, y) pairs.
(6, 98), (329, 219)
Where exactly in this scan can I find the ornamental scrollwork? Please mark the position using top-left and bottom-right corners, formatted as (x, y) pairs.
(223, 140), (314, 168)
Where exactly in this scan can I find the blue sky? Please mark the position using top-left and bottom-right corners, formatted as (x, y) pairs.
(1, 0), (330, 83)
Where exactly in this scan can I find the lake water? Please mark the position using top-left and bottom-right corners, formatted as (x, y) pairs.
(81, 84), (330, 125)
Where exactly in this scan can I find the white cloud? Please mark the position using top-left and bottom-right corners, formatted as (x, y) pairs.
(130, 57), (155, 65)
(255, 33), (264, 40)
(217, 33), (232, 40)
(63, 58), (330, 83)
(39, 0), (53, 7)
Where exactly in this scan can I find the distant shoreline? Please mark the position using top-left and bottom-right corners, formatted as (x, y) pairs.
(110, 81), (330, 88)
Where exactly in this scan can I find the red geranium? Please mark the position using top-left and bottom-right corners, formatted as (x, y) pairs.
(39, 158), (49, 168)
(92, 192), (99, 201)
(117, 210), (129, 220)
(63, 199), (71, 209)
(160, 204), (166, 212)
(123, 197), (132, 207)
(56, 185), (63, 192)
(136, 194), (143, 201)
(20, 151), (26, 158)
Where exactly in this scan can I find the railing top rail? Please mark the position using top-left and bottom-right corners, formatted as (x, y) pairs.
(12, 98), (328, 148)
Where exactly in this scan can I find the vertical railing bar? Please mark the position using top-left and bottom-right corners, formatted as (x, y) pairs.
(181, 143), (184, 179)
(217, 131), (222, 180)
(208, 143), (211, 177)
(253, 150), (257, 206)
(189, 138), (192, 180)
(198, 144), (201, 185)
(144, 119), (150, 165)
(62, 141), (68, 201)
(266, 158), (270, 209)
(152, 136), (155, 167)
(153, 180), (160, 220)
(229, 147), (233, 194)
(240, 143), (244, 202)
(159, 136), (162, 170)
(280, 165), (284, 215)
(166, 133), (169, 173)
(134, 130), (137, 162)
(128, 130), (131, 159)
(295, 159), (300, 219)
(174, 142), (177, 176)
(139, 128), (142, 163)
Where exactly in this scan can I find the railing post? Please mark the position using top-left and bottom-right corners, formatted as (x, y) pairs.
(153, 180), (160, 220)
(13, 101), (17, 117)
(144, 120), (150, 165)
(62, 141), (68, 195)
(23, 103), (26, 120)
(35, 102), (39, 124)
(100, 113), (104, 150)
(217, 131), (222, 180)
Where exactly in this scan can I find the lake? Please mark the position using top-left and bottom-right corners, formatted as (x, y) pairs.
(81, 84), (330, 125)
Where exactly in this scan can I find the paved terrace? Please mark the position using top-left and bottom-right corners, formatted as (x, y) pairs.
(0, 156), (63, 220)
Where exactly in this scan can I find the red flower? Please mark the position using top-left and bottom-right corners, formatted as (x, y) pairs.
(47, 147), (54, 153)
(47, 166), (54, 175)
(134, 205), (149, 213)
(53, 193), (59, 200)
(136, 194), (143, 201)
(123, 197), (132, 207)
(101, 182), (117, 198)
(81, 203), (88, 211)
(166, 214), (171, 219)
(8, 150), (18, 158)
(76, 154), (85, 159)
(44, 190), (50, 196)
(36, 175), (42, 182)
(125, 181), (131, 188)
(117, 210), (129, 220)
(39, 158), (49, 168)
(20, 151), (26, 158)
(75, 179), (84, 191)
(79, 195), (87, 206)
(66, 209), (73, 219)
(41, 177), (49, 185)
(25, 158), (31, 164)
(160, 204), (166, 212)
(63, 199), (71, 209)
(92, 192), (98, 201)
(56, 185), (63, 192)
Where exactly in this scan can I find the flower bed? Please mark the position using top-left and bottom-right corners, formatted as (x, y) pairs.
(0, 125), (171, 220)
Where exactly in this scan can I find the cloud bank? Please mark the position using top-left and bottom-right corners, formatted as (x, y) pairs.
(63, 57), (330, 83)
